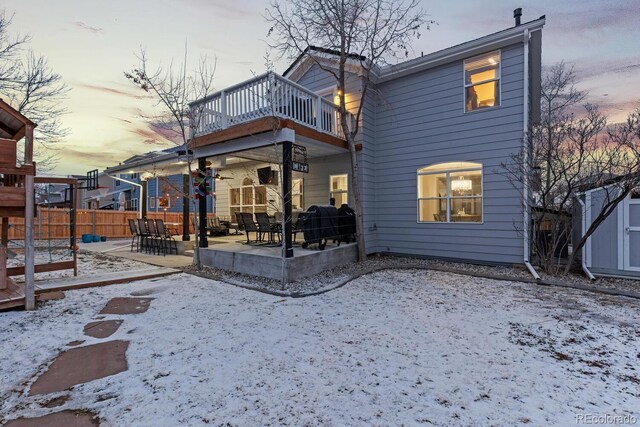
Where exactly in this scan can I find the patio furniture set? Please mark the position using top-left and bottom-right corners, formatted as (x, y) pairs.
(128, 218), (178, 256)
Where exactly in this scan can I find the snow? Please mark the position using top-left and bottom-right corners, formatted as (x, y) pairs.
(1, 270), (639, 426)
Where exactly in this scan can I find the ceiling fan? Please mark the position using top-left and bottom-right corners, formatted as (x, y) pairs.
(214, 170), (233, 180)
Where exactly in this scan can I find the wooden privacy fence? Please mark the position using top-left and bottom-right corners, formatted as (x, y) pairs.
(8, 208), (196, 240)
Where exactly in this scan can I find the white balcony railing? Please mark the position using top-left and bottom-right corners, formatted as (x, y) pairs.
(191, 72), (351, 140)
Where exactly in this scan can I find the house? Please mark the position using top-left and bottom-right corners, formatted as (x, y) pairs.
(83, 171), (113, 209)
(574, 185), (640, 279)
(182, 12), (545, 281)
(104, 146), (214, 215)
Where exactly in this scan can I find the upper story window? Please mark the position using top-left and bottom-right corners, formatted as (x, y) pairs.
(464, 51), (500, 112)
(418, 162), (483, 223)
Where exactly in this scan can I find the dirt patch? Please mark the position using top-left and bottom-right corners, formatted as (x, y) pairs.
(40, 394), (71, 408)
(83, 320), (123, 339)
(99, 297), (153, 315)
(38, 291), (65, 301)
(29, 340), (129, 396)
(4, 410), (99, 427)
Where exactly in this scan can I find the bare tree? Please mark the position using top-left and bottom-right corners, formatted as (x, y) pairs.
(0, 10), (69, 170)
(266, 0), (429, 261)
(503, 62), (640, 275)
(125, 49), (216, 268)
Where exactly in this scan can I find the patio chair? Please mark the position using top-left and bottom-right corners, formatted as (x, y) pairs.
(239, 212), (260, 244)
(206, 216), (229, 236)
(255, 212), (280, 244)
(128, 218), (141, 252)
(146, 219), (162, 255)
(292, 212), (307, 244)
(156, 219), (177, 255)
(137, 218), (152, 253)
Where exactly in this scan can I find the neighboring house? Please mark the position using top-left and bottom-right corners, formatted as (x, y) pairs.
(186, 13), (545, 270)
(104, 146), (214, 215)
(36, 175), (88, 210)
(574, 186), (640, 278)
(83, 171), (113, 209)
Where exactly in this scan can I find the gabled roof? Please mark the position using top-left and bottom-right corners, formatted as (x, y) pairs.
(0, 98), (36, 141)
(282, 46), (367, 79)
(282, 16), (546, 84)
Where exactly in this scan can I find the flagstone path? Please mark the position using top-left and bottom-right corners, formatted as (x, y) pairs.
(3, 297), (155, 426)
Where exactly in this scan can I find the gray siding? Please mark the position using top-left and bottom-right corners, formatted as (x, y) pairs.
(214, 155), (351, 217)
(588, 189), (619, 271)
(293, 64), (378, 251)
(372, 44), (526, 264)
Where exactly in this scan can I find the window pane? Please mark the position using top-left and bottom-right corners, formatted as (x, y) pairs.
(418, 173), (447, 198)
(242, 187), (253, 205)
(465, 51), (500, 80)
(450, 197), (482, 222)
(254, 186), (267, 205)
(331, 191), (348, 206)
(466, 81), (499, 111)
(419, 199), (447, 222)
(230, 188), (240, 206)
(292, 195), (303, 210)
(331, 175), (348, 191)
(450, 170), (482, 196)
(466, 68), (497, 85)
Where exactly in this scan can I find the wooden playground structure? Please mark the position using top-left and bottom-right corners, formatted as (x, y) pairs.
(0, 99), (81, 310)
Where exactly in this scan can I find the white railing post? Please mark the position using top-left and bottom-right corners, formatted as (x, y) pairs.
(316, 96), (323, 132)
(220, 90), (228, 129)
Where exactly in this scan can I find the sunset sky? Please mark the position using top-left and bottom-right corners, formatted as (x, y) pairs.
(3, 0), (639, 175)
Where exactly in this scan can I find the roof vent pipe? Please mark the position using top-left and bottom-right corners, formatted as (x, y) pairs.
(514, 8), (522, 26)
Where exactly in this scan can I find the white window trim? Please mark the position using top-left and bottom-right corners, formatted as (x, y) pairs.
(130, 198), (139, 212)
(417, 163), (484, 224)
(329, 174), (349, 205)
(229, 184), (268, 215)
(292, 178), (304, 210)
(463, 50), (502, 113)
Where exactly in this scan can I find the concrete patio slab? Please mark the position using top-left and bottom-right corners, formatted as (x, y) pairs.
(4, 410), (99, 427)
(29, 341), (129, 396)
(78, 238), (194, 268)
(99, 297), (153, 315)
(83, 320), (123, 339)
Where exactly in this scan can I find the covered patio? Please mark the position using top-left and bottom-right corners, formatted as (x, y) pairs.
(189, 71), (359, 282)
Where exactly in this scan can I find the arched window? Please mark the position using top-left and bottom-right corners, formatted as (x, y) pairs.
(417, 162), (483, 223)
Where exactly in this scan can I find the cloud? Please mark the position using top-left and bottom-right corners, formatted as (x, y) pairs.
(76, 83), (153, 100)
(129, 124), (178, 146)
(73, 21), (104, 35)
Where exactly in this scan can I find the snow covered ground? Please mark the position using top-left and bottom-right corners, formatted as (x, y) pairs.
(1, 270), (639, 426)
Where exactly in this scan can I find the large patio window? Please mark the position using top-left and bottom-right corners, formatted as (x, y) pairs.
(330, 174), (348, 206)
(229, 178), (267, 217)
(464, 51), (500, 112)
(418, 162), (482, 223)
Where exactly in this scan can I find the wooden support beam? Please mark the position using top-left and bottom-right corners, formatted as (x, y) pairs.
(7, 260), (76, 277)
(0, 244), (7, 290)
(24, 173), (35, 310)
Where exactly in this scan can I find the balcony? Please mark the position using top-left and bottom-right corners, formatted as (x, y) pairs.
(191, 72), (351, 140)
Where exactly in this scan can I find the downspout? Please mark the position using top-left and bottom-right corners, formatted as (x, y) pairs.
(522, 28), (541, 280)
(575, 194), (596, 281)
(108, 175), (143, 219)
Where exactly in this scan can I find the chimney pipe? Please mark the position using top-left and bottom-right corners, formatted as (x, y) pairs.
(514, 8), (522, 26)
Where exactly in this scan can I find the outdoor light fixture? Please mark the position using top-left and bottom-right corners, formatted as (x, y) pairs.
(451, 176), (473, 192)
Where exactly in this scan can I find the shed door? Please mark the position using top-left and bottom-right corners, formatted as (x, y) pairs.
(623, 196), (640, 271)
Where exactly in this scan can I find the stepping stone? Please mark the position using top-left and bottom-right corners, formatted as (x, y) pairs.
(99, 297), (153, 315)
(29, 341), (129, 396)
(38, 291), (65, 301)
(4, 410), (99, 427)
(83, 320), (123, 339)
